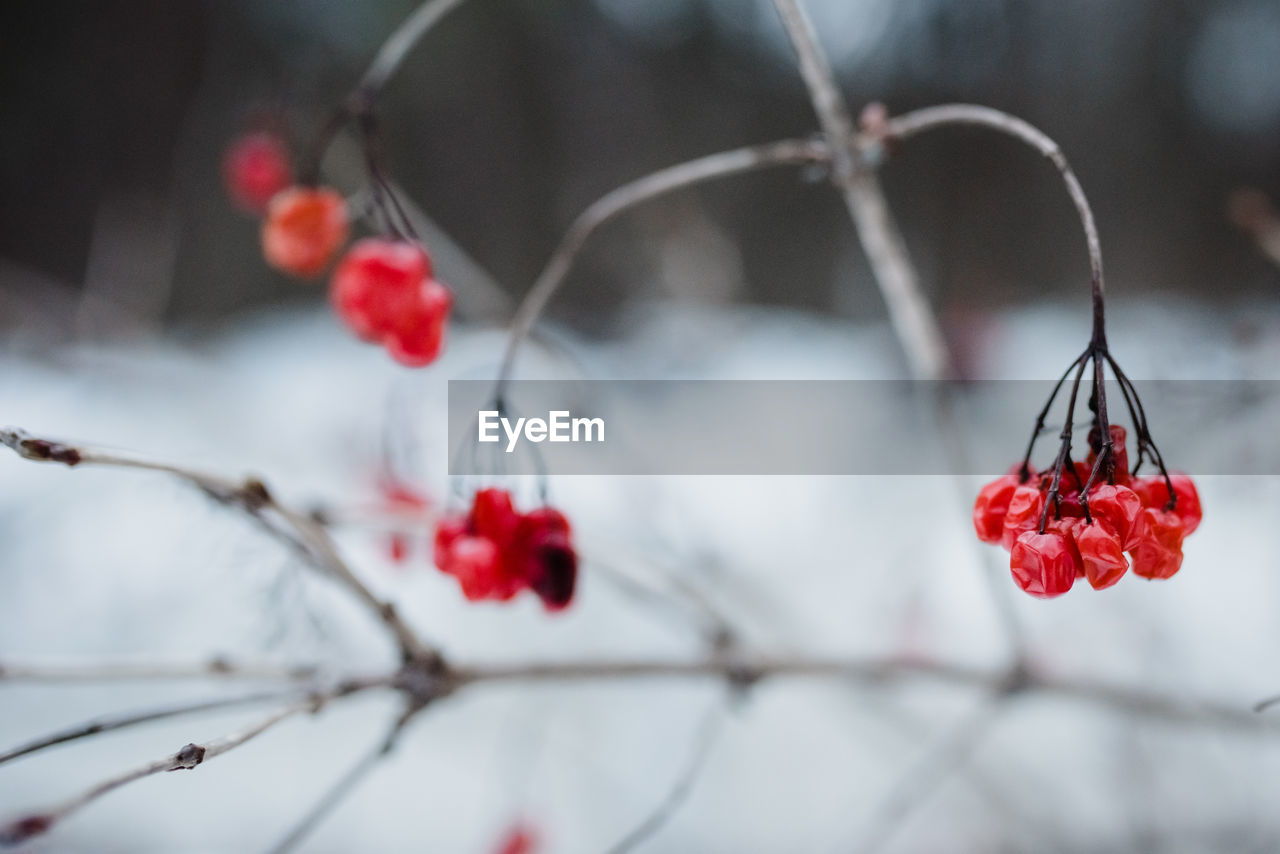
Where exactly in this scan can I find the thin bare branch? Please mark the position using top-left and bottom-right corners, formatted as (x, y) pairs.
(0, 697), (329, 847)
(264, 711), (412, 854)
(357, 0), (469, 97)
(770, 0), (951, 382)
(602, 698), (727, 854)
(447, 656), (1272, 731)
(493, 138), (831, 396)
(845, 696), (1004, 854)
(0, 688), (312, 768)
(0, 656), (321, 684)
(0, 427), (435, 664)
(882, 104), (1107, 342)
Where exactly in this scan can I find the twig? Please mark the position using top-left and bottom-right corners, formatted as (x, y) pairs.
(769, 0), (951, 382)
(357, 0), (470, 97)
(882, 104), (1107, 343)
(0, 656), (321, 684)
(492, 138), (831, 398)
(0, 427), (435, 664)
(0, 695), (345, 848)
(602, 698), (727, 854)
(264, 711), (412, 854)
(845, 695), (1004, 854)
(446, 656), (1272, 731)
(0, 687), (329, 768)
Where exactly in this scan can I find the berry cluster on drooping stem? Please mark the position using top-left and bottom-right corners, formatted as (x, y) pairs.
(222, 84), (453, 367)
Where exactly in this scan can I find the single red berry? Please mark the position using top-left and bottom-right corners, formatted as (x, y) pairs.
(1086, 483), (1143, 549)
(331, 239), (432, 341)
(1073, 520), (1129, 590)
(382, 278), (452, 367)
(262, 186), (349, 277)
(433, 515), (468, 570)
(1001, 485), (1044, 551)
(1132, 474), (1202, 535)
(441, 535), (503, 601)
(471, 488), (520, 548)
(514, 508), (578, 611)
(494, 823), (538, 854)
(973, 474), (1020, 544)
(223, 132), (293, 214)
(1129, 508), (1185, 579)
(1010, 531), (1078, 598)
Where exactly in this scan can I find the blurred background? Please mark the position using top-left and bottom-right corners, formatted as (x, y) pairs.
(3, 0), (1280, 340)
(4, 1), (1280, 853)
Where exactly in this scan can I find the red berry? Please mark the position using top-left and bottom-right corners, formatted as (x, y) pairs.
(1073, 521), (1129, 590)
(494, 824), (538, 854)
(1132, 474), (1202, 535)
(1001, 485), (1043, 551)
(382, 278), (452, 367)
(223, 132), (292, 214)
(1129, 508), (1185, 580)
(262, 186), (349, 277)
(471, 488), (519, 548)
(1010, 531), (1078, 598)
(1086, 484), (1143, 549)
(514, 508), (578, 611)
(442, 535), (503, 601)
(433, 515), (468, 570)
(973, 474), (1020, 544)
(332, 239), (432, 341)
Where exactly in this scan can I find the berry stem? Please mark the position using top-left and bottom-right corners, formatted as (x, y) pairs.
(1038, 352), (1091, 533)
(883, 104), (1109, 347)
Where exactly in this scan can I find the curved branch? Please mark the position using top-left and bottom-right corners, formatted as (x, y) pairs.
(357, 0), (470, 97)
(493, 138), (831, 396)
(883, 104), (1108, 344)
(0, 428), (436, 664)
(0, 692), (353, 848)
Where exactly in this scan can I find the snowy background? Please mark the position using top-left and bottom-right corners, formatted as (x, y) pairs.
(2, 297), (1280, 852)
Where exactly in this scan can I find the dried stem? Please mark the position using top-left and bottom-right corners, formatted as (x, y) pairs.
(492, 138), (831, 398)
(0, 690), (363, 848)
(265, 713), (411, 854)
(0, 657), (321, 684)
(357, 0), (469, 97)
(0, 428), (435, 664)
(603, 697), (727, 854)
(848, 696), (1004, 854)
(883, 104), (1108, 346)
(770, 0), (951, 381)
(0, 687), (325, 768)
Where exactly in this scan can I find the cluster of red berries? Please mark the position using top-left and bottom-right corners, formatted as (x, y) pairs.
(434, 488), (578, 611)
(222, 131), (453, 367)
(973, 426), (1201, 598)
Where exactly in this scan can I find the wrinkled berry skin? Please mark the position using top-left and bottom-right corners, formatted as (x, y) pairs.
(262, 186), (349, 277)
(224, 132), (293, 214)
(973, 474), (1020, 544)
(1073, 521), (1128, 590)
(1129, 508), (1185, 579)
(976, 420), (1200, 596)
(1010, 531), (1077, 598)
